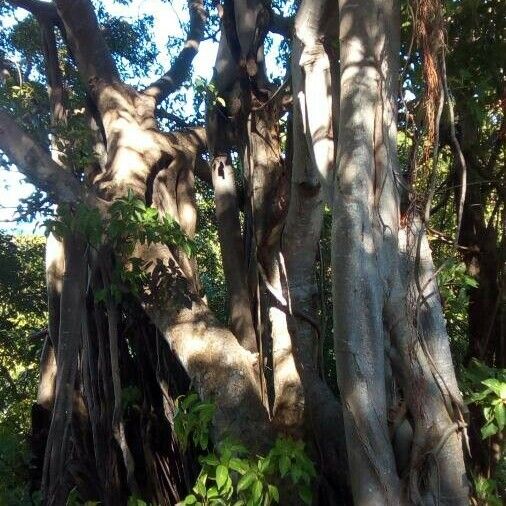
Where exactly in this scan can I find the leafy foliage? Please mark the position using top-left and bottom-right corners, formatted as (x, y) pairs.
(437, 258), (478, 361)
(44, 190), (195, 303)
(0, 233), (46, 505)
(108, 190), (195, 257)
(0, 0), (503, 503)
(193, 179), (226, 323)
(174, 392), (215, 452)
(472, 474), (502, 506)
(65, 487), (151, 506)
(463, 360), (505, 502)
(463, 360), (506, 439)
(173, 393), (316, 505)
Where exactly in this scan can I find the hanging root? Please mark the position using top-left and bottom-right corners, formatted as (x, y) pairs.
(415, 0), (444, 162)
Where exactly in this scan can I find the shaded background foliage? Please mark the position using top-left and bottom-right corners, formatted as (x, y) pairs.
(0, 233), (46, 504)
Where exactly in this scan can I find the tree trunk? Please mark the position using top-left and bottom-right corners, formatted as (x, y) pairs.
(332, 0), (469, 504)
(285, 2), (350, 499)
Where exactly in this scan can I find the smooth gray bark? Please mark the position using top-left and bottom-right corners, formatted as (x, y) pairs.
(208, 151), (257, 352)
(285, 3), (349, 496)
(391, 222), (469, 505)
(332, 0), (469, 504)
(332, 0), (404, 503)
(37, 336), (57, 411)
(294, 0), (337, 203)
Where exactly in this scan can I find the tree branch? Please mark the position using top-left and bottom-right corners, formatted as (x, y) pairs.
(269, 10), (293, 38)
(53, 0), (118, 89)
(40, 19), (67, 127)
(144, 0), (207, 104)
(7, 0), (59, 21)
(0, 108), (82, 203)
(157, 109), (196, 129)
(194, 155), (212, 186)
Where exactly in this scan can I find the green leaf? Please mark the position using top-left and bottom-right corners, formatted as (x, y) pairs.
(66, 488), (80, 506)
(224, 475), (233, 496)
(493, 402), (505, 431)
(198, 431), (209, 450)
(279, 455), (290, 477)
(194, 472), (208, 497)
(94, 288), (108, 303)
(481, 422), (498, 439)
(237, 472), (256, 492)
(184, 495), (197, 505)
(299, 485), (312, 505)
(182, 393), (198, 408)
(466, 388), (491, 404)
(229, 457), (248, 474)
(267, 485), (279, 503)
(290, 466), (302, 484)
(257, 456), (270, 473)
(127, 497), (147, 506)
(200, 454), (220, 466)
(251, 480), (263, 502)
(206, 487), (219, 499)
(302, 459), (316, 478)
(216, 465), (228, 490)
(482, 379), (503, 397)
(194, 403), (214, 415)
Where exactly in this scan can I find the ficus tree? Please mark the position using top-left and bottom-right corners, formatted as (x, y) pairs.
(0, 0), (489, 504)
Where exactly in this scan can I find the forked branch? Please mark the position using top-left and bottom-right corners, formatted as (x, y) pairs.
(144, 0), (207, 104)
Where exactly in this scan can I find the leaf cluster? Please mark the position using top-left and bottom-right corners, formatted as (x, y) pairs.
(464, 359), (506, 439)
(438, 259), (478, 317)
(472, 474), (503, 506)
(436, 258), (478, 362)
(108, 190), (195, 257)
(44, 191), (195, 303)
(174, 393), (316, 506)
(174, 392), (215, 452)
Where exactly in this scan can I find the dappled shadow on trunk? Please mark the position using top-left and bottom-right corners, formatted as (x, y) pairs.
(332, 1), (469, 504)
